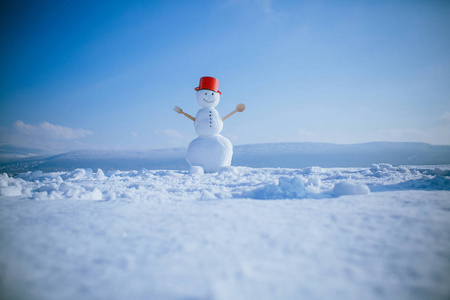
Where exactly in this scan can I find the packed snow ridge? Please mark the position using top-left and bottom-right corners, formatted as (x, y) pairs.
(1, 164), (449, 201)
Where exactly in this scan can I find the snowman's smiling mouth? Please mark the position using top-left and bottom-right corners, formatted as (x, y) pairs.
(203, 99), (215, 103)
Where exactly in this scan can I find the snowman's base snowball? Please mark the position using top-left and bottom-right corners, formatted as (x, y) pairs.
(187, 135), (233, 173)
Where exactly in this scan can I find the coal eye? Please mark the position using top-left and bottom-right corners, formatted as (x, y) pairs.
(205, 93), (207, 95)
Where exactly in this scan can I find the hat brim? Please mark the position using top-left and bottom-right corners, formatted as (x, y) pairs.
(195, 87), (221, 95)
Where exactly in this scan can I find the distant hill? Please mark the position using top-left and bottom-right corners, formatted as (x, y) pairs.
(0, 148), (187, 174)
(1, 142), (450, 174)
(0, 145), (52, 160)
(232, 142), (450, 168)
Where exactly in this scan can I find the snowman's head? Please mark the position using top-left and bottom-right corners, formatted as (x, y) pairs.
(196, 89), (220, 108)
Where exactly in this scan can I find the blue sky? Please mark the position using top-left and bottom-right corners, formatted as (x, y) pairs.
(1, 0), (449, 151)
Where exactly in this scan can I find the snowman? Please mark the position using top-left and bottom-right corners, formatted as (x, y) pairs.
(174, 76), (245, 173)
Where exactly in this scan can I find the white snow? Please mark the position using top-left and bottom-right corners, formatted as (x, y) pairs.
(1, 163), (450, 300)
(333, 181), (371, 196)
(0, 185), (22, 196)
(187, 135), (233, 173)
(5, 163), (449, 202)
(96, 168), (106, 180)
(194, 107), (223, 136)
(189, 165), (205, 175)
(242, 176), (308, 199)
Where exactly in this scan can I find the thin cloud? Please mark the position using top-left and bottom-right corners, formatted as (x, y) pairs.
(378, 112), (450, 145)
(259, 0), (274, 15)
(379, 127), (450, 145)
(155, 129), (189, 147)
(439, 112), (450, 123)
(0, 121), (93, 151)
(297, 129), (314, 138)
(226, 0), (279, 19)
(155, 129), (183, 140)
(12, 121), (93, 140)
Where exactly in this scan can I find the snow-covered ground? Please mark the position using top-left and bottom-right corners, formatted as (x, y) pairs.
(1, 163), (450, 300)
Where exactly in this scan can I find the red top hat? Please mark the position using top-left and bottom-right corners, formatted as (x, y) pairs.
(195, 76), (221, 94)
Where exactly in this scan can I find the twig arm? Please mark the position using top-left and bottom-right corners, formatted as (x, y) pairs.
(174, 106), (195, 121)
(182, 112), (195, 121)
(222, 110), (237, 121)
(223, 104), (246, 121)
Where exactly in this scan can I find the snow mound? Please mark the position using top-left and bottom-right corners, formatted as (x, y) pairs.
(0, 185), (22, 196)
(189, 166), (204, 175)
(96, 168), (106, 180)
(200, 190), (217, 200)
(219, 166), (239, 175)
(0, 173), (8, 187)
(371, 163), (397, 172)
(242, 176), (307, 199)
(62, 168), (87, 180)
(0, 173), (22, 196)
(333, 181), (370, 197)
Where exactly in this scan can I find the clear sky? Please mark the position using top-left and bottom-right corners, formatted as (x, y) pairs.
(1, 0), (450, 152)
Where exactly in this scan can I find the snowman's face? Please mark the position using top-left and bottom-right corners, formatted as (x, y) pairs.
(196, 89), (220, 108)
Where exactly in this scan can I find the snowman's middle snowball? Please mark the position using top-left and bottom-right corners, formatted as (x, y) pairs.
(194, 108), (223, 136)
(186, 135), (233, 173)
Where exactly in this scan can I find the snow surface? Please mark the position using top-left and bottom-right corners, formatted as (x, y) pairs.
(1, 164), (450, 300)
